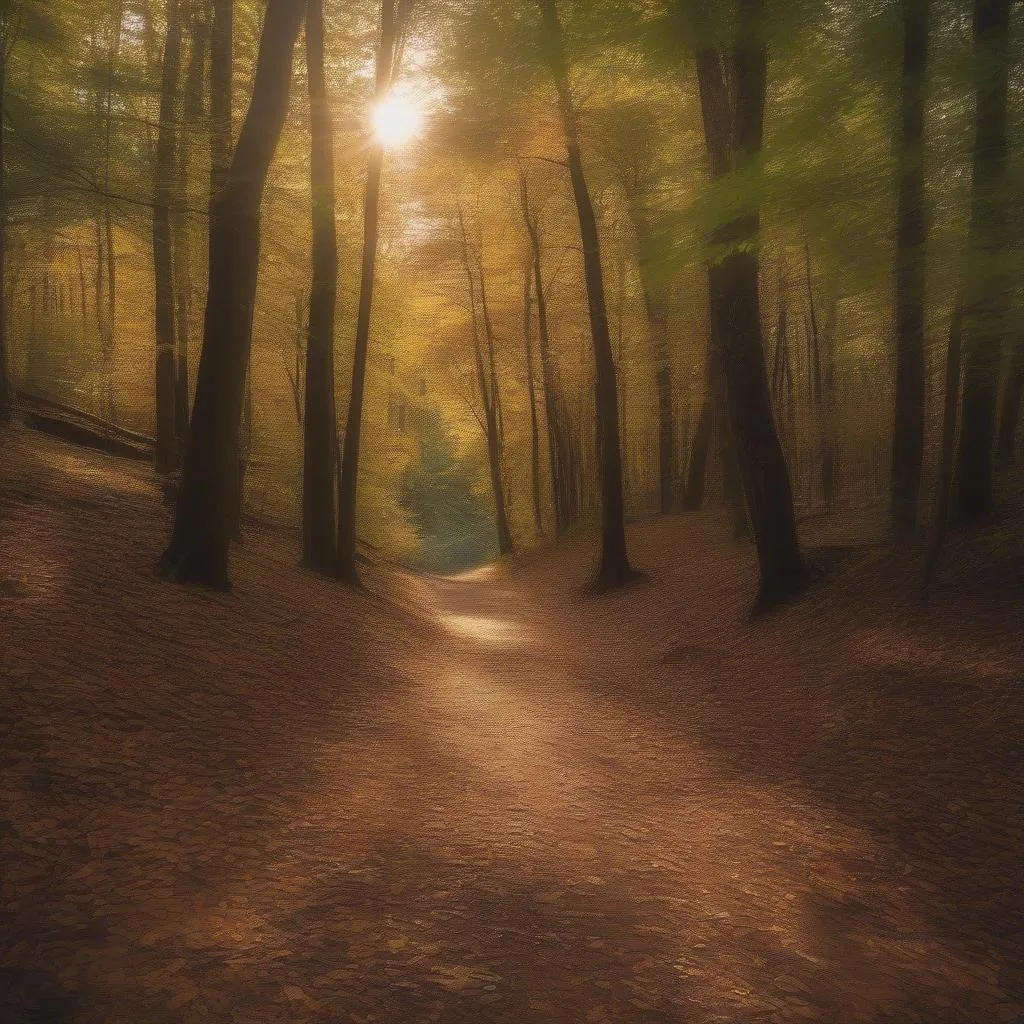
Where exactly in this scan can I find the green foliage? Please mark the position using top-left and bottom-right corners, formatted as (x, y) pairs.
(400, 407), (498, 572)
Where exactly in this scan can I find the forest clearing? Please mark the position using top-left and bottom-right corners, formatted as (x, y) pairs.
(1, 424), (1022, 1023)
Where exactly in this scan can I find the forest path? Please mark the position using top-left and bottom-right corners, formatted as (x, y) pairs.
(2, 424), (1023, 1024)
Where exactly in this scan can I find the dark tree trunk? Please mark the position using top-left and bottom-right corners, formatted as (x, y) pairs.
(955, 0), (1011, 522)
(681, 395), (713, 511)
(632, 210), (676, 514)
(337, 0), (399, 583)
(0, 37), (9, 420)
(539, 0), (632, 588)
(302, 0), (338, 572)
(996, 340), (1023, 465)
(695, 1), (804, 606)
(159, 0), (305, 587)
(337, 145), (383, 583)
(173, 4), (208, 447)
(517, 168), (577, 534)
(209, 0), (233, 195)
(922, 300), (963, 590)
(103, 0), (123, 425)
(153, 0), (182, 474)
(891, 0), (929, 535)
(523, 265), (545, 537)
(458, 207), (515, 556)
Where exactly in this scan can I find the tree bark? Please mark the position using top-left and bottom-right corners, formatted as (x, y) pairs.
(457, 207), (514, 556)
(302, 0), (339, 572)
(517, 168), (577, 534)
(681, 396), (713, 510)
(891, 0), (929, 535)
(523, 265), (544, 537)
(209, 0), (233, 195)
(337, 0), (399, 583)
(539, 0), (632, 588)
(995, 339), (1023, 465)
(695, 1), (804, 606)
(153, 0), (183, 474)
(922, 300), (963, 590)
(173, 2), (208, 446)
(103, 0), (123, 425)
(0, 33), (9, 420)
(159, 0), (305, 586)
(955, 0), (1011, 522)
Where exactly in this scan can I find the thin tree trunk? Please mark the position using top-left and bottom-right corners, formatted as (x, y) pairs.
(173, 2), (208, 446)
(159, 0), (305, 586)
(517, 168), (575, 534)
(337, 0), (399, 583)
(695, 1), (804, 606)
(153, 0), (182, 474)
(995, 339), (1023, 465)
(892, 0), (929, 535)
(681, 395), (713, 510)
(922, 300), (963, 590)
(539, 0), (632, 588)
(457, 206), (514, 556)
(523, 264), (544, 537)
(955, 0), (1011, 522)
(302, 0), (339, 571)
(0, 35), (8, 419)
(103, 0), (123, 425)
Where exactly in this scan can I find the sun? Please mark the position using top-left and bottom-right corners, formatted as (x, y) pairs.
(371, 94), (423, 148)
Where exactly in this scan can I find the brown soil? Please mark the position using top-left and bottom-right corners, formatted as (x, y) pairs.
(2, 424), (1022, 1024)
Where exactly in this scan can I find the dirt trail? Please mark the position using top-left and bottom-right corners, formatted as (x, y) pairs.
(2, 425), (1023, 1024)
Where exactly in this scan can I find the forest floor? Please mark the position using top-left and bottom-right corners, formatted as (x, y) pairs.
(2, 421), (1023, 1024)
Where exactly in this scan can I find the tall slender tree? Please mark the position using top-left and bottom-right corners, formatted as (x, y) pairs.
(173, 0), (209, 445)
(693, 0), (804, 605)
(337, 0), (411, 583)
(537, 0), (633, 588)
(153, 0), (183, 474)
(302, 0), (339, 572)
(159, 0), (305, 586)
(891, 0), (929, 535)
(523, 264), (545, 536)
(955, 0), (1012, 522)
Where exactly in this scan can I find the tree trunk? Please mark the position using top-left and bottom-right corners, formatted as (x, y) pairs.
(457, 207), (515, 556)
(209, 0), (233, 195)
(539, 0), (632, 588)
(302, 0), (339, 572)
(922, 300), (963, 590)
(891, 0), (929, 535)
(159, 0), (305, 587)
(955, 0), (1011, 522)
(337, 0), (398, 583)
(995, 339), (1023, 465)
(173, 3), (208, 446)
(695, 2), (804, 606)
(0, 36), (9, 420)
(681, 396), (713, 510)
(523, 265), (544, 537)
(153, 0), (182, 474)
(517, 168), (576, 534)
(103, 0), (123, 425)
